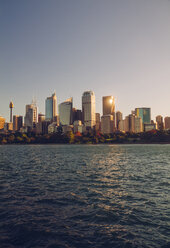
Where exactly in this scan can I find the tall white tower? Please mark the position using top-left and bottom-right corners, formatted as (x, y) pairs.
(82, 91), (96, 128)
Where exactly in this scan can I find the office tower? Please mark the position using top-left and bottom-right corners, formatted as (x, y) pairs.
(101, 115), (114, 134)
(156, 115), (164, 130)
(59, 98), (73, 126)
(24, 102), (38, 128)
(9, 101), (14, 123)
(116, 111), (123, 130)
(13, 115), (23, 131)
(0, 116), (5, 130)
(164, 117), (170, 130)
(82, 91), (96, 128)
(135, 108), (151, 124)
(45, 92), (57, 121)
(103, 96), (115, 130)
(95, 113), (101, 131)
(103, 96), (115, 115)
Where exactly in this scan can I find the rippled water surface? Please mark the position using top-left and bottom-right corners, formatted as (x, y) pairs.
(0, 144), (170, 248)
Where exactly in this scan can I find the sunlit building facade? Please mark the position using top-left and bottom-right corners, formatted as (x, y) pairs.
(135, 108), (151, 124)
(59, 98), (73, 126)
(156, 115), (164, 130)
(0, 116), (5, 130)
(24, 102), (38, 128)
(103, 96), (115, 130)
(103, 96), (115, 115)
(82, 91), (96, 128)
(45, 92), (57, 121)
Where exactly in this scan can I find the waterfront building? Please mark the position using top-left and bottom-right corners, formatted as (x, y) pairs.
(45, 92), (57, 121)
(82, 91), (96, 128)
(0, 116), (5, 130)
(116, 111), (123, 130)
(59, 98), (73, 126)
(164, 117), (170, 130)
(13, 115), (23, 131)
(95, 113), (101, 131)
(135, 108), (151, 124)
(24, 102), (38, 128)
(156, 115), (164, 130)
(101, 115), (114, 134)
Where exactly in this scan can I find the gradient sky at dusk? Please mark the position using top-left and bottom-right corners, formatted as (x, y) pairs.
(0, 0), (170, 122)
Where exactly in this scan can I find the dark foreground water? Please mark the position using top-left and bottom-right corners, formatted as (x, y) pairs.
(0, 144), (170, 248)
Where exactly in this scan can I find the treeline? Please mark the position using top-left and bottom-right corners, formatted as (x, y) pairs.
(1, 130), (170, 144)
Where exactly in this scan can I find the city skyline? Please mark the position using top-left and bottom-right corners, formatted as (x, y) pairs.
(1, 0), (170, 121)
(1, 90), (170, 123)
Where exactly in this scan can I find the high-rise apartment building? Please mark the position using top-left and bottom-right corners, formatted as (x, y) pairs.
(82, 91), (96, 128)
(116, 111), (123, 130)
(59, 98), (73, 125)
(156, 115), (164, 130)
(135, 108), (151, 124)
(24, 102), (38, 128)
(164, 117), (170, 130)
(45, 92), (57, 121)
(13, 115), (23, 131)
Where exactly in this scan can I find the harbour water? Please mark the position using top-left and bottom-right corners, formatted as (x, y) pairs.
(0, 144), (170, 248)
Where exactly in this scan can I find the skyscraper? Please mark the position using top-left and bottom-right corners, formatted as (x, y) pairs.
(24, 102), (38, 128)
(102, 96), (115, 130)
(135, 108), (151, 124)
(101, 115), (114, 134)
(156, 115), (164, 130)
(116, 111), (123, 130)
(103, 96), (115, 115)
(59, 98), (73, 125)
(164, 117), (170, 130)
(9, 101), (14, 123)
(82, 91), (96, 128)
(13, 115), (23, 131)
(45, 92), (57, 121)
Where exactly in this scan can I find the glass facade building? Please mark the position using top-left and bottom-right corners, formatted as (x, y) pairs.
(82, 91), (96, 128)
(135, 108), (151, 124)
(59, 98), (73, 126)
(45, 93), (57, 121)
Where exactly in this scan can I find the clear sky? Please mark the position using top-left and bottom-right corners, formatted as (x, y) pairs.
(0, 0), (170, 122)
